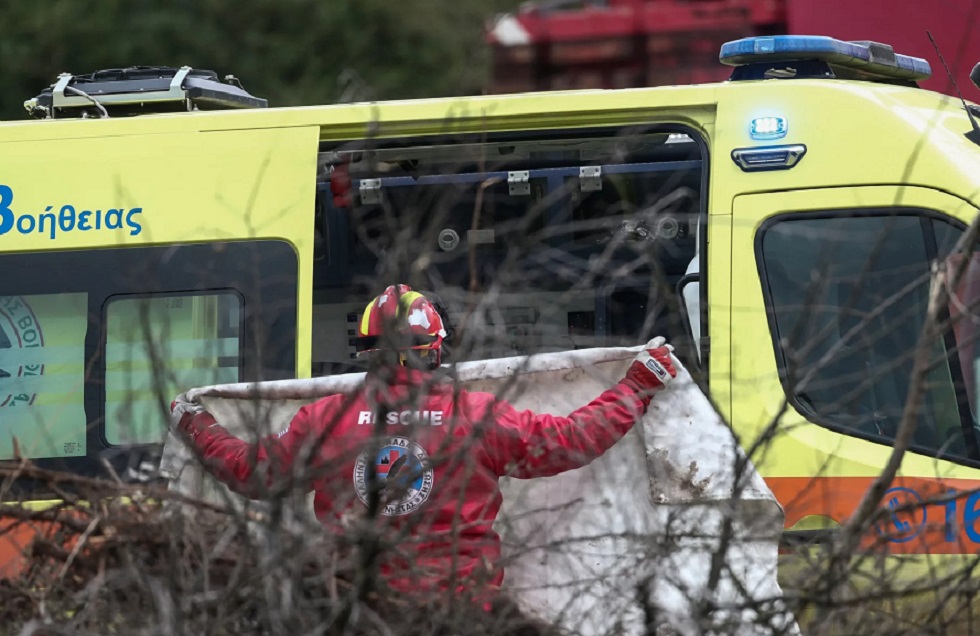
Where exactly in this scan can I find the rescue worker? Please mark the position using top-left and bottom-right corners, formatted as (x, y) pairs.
(170, 284), (676, 594)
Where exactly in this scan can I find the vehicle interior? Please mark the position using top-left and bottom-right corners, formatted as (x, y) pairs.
(311, 127), (704, 376)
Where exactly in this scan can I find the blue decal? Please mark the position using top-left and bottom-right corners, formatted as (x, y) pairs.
(873, 487), (980, 544)
(942, 493), (959, 542)
(939, 491), (980, 543)
(0, 185), (143, 240)
(875, 487), (926, 543)
(965, 494), (980, 543)
(0, 185), (14, 235)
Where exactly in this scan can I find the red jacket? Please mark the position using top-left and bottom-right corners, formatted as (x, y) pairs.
(181, 366), (651, 592)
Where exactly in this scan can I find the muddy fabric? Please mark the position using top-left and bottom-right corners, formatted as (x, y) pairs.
(169, 364), (651, 593)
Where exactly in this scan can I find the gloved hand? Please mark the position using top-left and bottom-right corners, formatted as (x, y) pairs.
(622, 336), (677, 394)
(170, 393), (205, 424)
(169, 393), (213, 441)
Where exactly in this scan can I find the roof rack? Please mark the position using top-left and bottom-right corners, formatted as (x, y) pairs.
(720, 35), (932, 84)
(24, 66), (268, 119)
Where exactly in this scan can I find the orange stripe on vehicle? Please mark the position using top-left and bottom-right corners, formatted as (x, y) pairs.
(768, 476), (980, 555)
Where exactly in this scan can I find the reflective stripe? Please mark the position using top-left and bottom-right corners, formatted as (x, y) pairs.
(398, 291), (423, 316)
(359, 288), (424, 338)
(359, 297), (377, 336)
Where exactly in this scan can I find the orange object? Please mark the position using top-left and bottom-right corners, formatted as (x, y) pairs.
(769, 475), (980, 555)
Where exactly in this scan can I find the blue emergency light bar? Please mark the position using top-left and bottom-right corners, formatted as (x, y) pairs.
(720, 35), (932, 82)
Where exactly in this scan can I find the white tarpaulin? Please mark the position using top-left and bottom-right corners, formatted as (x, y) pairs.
(162, 346), (798, 635)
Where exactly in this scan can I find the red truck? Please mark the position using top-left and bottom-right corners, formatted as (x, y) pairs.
(487, 0), (980, 97)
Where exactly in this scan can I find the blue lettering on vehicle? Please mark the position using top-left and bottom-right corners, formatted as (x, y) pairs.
(0, 185), (143, 240)
(875, 487), (926, 543)
(876, 486), (980, 544)
(941, 490), (980, 543)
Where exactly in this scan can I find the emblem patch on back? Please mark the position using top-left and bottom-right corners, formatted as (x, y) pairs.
(353, 436), (434, 516)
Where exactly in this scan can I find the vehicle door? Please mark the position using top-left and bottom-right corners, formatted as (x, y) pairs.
(729, 185), (980, 576)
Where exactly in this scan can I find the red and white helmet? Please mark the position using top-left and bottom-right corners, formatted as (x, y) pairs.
(356, 284), (448, 366)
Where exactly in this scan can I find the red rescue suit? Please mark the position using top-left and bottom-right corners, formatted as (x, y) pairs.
(179, 366), (652, 592)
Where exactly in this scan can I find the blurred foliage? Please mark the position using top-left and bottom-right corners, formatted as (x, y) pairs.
(0, 464), (556, 635)
(0, 0), (520, 120)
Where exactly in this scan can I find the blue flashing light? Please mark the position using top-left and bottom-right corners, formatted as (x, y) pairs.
(720, 35), (932, 82)
(751, 116), (787, 140)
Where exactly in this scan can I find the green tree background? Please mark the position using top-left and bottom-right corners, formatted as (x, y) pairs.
(0, 0), (519, 121)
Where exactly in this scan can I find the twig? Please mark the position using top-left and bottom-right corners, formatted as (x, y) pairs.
(56, 515), (102, 582)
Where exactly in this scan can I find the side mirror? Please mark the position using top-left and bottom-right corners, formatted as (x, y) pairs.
(972, 62), (980, 93)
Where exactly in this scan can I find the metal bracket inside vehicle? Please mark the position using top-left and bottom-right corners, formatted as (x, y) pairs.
(508, 170), (530, 196)
(579, 165), (602, 192)
(359, 179), (382, 205)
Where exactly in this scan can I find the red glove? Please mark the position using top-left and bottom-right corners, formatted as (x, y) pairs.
(622, 337), (677, 394)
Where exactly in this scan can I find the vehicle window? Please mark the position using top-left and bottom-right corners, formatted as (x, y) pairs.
(104, 293), (242, 445)
(0, 293), (88, 460)
(313, 131), (703, 375)
(945, 244), (980, 434)
(0, 241), (295, 496)
(760, 214), (973, 459)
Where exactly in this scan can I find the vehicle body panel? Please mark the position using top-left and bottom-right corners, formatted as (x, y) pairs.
(2, 72), (980, 577)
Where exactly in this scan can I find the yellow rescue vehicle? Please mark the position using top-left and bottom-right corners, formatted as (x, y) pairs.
(2, 37), (980, 585)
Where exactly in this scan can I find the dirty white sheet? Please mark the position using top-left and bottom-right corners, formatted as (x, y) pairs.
(162, 346), (798, 635)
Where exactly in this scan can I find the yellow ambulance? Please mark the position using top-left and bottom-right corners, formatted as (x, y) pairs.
(2, 37), (980, 584)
